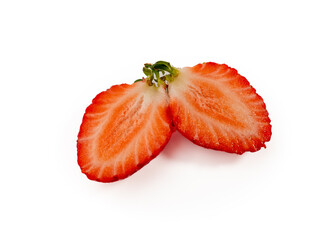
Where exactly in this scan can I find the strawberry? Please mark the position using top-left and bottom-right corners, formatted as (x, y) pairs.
(167, 62), (271, 154)
(77, 81), (173, 182)
(77, 61), (272, 182)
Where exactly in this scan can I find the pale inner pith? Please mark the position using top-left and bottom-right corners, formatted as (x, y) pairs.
(183, 76), (252, 130)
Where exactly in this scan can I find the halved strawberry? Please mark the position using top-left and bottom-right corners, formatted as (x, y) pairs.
(168, 62), (271, 154)
(77, 81), (173, 182)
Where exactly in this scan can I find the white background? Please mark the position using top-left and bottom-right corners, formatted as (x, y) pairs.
(1, 0), (319, 239)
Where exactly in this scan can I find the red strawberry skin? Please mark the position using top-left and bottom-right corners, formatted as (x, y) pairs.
(77, 82), (173, 182)
(168, 62), (271, 154)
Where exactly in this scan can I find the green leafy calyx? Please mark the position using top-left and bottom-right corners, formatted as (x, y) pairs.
(137, 61), (179, 87)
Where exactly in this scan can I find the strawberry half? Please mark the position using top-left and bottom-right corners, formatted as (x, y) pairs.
(168, 62), (271, 154)
(77, 81), (173, 182)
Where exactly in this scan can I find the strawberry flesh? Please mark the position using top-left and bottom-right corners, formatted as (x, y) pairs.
(77, 82), (173, 182)
(168, 62), (271, 154)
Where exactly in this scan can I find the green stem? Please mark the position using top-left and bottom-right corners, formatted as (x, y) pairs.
(137, 61), (179, 87)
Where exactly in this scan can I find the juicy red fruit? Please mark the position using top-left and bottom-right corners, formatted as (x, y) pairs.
(77, 82), (173, 182)
(77, 60), (272, 183)
(168, 62), (271, 154)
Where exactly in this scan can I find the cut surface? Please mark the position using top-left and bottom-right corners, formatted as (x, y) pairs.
(168, 62), (271, 154)
(77, 82), (173, 182)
